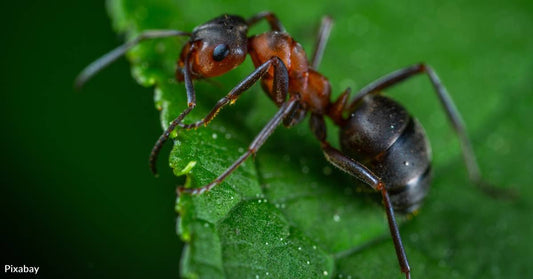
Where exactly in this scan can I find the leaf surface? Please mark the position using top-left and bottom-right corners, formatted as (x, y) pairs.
(108, 0), (533, 278)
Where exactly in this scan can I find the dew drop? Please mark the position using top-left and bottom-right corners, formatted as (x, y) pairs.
(403, 161), (409, 166)
(212, 133), (218, 139)
(301, 166), (309, 174)
(323, 271), (328, 276)
(306, 260), (310, 265)
(333, 214), (341, 222)
(225, 133), (232, 139)
(298, 247), (302, 251)
(313, 245), (317, 250)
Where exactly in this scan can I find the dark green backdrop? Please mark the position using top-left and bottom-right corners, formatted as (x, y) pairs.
(3, 1), (181, 278)
(3, 0), (532, 278)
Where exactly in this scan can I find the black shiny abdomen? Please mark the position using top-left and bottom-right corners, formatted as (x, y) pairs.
(340, 95), (432, 213)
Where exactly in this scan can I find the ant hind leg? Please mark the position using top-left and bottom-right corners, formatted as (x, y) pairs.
(310, 113), (411, 279)
(347, 63), (514, 199)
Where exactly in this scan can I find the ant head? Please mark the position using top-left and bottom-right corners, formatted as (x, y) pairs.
(176, 15), (249, 81)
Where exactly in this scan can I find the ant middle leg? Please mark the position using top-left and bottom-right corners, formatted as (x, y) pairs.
(178, 95), (299, 195)
(179, 57), (290, 130)
(347, 63), (508, 197)
(310, 113), (411, 279)
(150, 57), (290, 175)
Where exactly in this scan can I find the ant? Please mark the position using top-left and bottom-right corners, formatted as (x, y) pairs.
(76, 11), (507, 279)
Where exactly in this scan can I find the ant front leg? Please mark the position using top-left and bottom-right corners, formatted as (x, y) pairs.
(310, 114), (411, 279)
(150, 49), (197, 175)
(154, 57), (289, 180)
(348, 63), (509, 198)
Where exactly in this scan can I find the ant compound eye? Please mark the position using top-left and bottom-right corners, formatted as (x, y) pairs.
(212, 44), (230, 61)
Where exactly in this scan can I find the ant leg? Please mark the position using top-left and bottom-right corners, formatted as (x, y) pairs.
(150, 50), (197, 175)
(348, 63), (507, 197)
(178, 96), (299, 195)
(310, 113), (411, 279)
(180, 57), (289, 129)
(246, 11), (286, 32)
(150, 57), (289, 174)
(311, 16), (333, 70)
(75, 30), (190, 89)
(327, 87), (351, 126)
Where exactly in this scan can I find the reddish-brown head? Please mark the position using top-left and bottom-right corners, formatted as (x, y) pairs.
(176, 15), (249, 81)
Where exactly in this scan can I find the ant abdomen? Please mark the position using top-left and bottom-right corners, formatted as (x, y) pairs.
(340, 95), (432, 213)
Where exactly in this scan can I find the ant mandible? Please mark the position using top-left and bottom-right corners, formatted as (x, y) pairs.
(76, 11), (502, 279)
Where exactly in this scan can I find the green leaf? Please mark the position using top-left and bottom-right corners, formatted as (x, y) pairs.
(108, 0), (533, 278)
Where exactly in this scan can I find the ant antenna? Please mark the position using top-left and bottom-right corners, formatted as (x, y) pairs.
(311, 16), (333, 70)
(75, 30), (190, 90)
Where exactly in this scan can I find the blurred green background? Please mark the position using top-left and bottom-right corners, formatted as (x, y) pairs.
(2, 1), (181, 278)
(3, 0), (532, 278)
